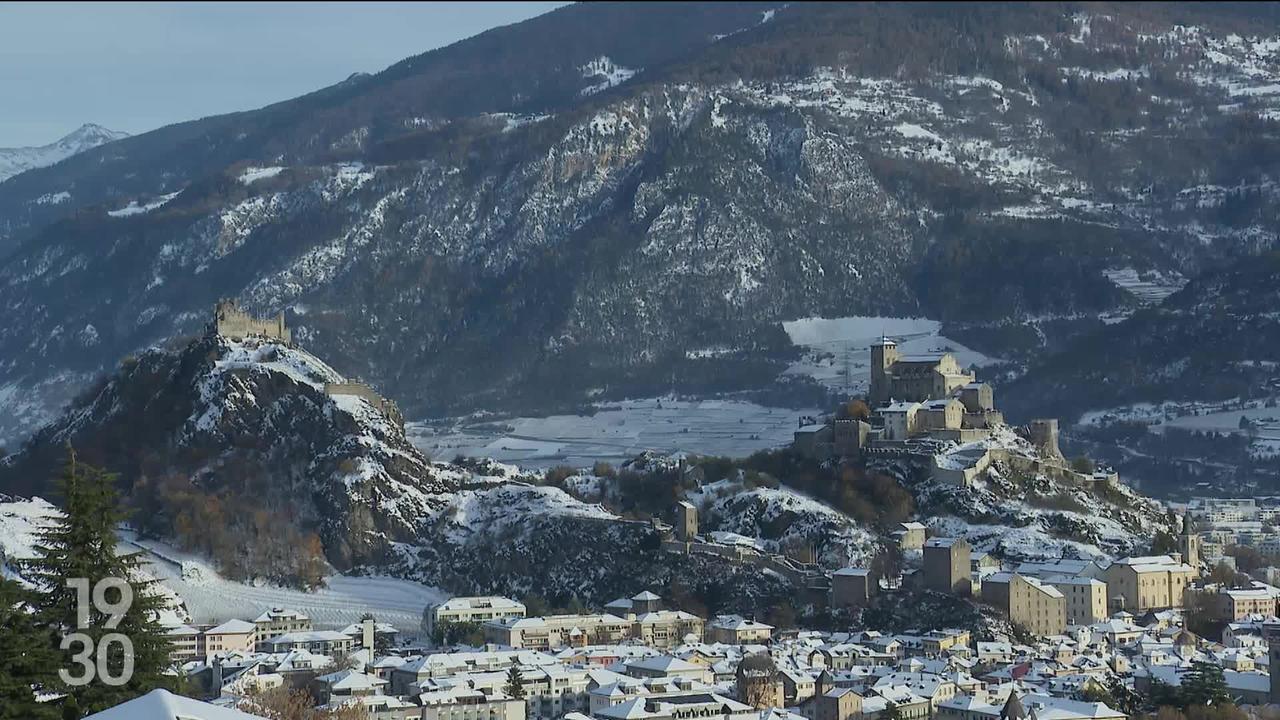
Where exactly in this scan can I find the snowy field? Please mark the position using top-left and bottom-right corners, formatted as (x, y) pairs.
(409, 398), (817, 469)
(781, 316), (995, 394)
(410, 316), (993, 468)
(120, 533), (443, 632)
(1079, 398), (1280, 458)
(1102, 267), (1186, 306)
(0, 497), (442, 634)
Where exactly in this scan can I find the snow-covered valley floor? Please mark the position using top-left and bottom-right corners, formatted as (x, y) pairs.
(410, 316), (990, 467)
(409, 397), (817, 469)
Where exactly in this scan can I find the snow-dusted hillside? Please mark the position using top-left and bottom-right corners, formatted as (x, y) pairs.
(2, 5), (1279, 447)
(898, 428), (1175, 561)
(0, 494), (442, 631)
(0, 123), (128, 183)
(396, 478), (796, 611)
(689, 480), (881, 569)
(0, 338), (802, 613)
(0, 333), (455, 577)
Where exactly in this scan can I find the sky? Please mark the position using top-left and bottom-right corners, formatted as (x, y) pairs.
(0, 2), (568, 148)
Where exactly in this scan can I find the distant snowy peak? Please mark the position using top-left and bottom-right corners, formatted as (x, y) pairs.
(0, 123), (129, 183)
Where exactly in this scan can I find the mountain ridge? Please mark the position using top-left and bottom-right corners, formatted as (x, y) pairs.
(2, 2), (1280, 449)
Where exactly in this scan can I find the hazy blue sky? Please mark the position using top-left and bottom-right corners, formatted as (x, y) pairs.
(0, 2), (567, 147)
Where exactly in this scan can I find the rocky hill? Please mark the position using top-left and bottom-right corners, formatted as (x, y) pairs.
(905, 429), (1177, 561)
(0, 332), (455, 581)
(0, 123), (128, 184)
(3, 2), (1280, 450)
(0, 334), (797, 613)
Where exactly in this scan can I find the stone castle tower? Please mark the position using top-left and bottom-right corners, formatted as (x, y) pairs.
(212, 299), (291, 344)
(1027, 419), (1064, 461)
(869, 337), (899, 407)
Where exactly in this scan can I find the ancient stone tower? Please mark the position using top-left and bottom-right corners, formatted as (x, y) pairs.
(213, 299), (291, 344)
(1027, 419), (1064, 461)
(869, 336), (899, 407)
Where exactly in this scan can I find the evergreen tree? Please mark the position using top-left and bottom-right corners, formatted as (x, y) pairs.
(20, 449), (177, 716)
(1180, 661), (1229, 707)
(504, 665), (526, 699)
(0, 577), (64, 720)
(883, 701), (904, 720)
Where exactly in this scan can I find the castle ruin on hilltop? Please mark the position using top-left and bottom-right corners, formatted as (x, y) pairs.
(212, 299), (291, 344)
(793, 336), (1114, 490)
(209, 300), (403, 429)
(324, 382), (405, 430)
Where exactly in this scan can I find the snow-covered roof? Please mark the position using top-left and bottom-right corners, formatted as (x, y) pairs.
(253, 607), (309, 623)
(265, 630), (351, 644)
(834, 567), (871, 577)
(632, 590), (662, 601)
(84, 690), (267, 720)
(1021, 576), (1065, 599)
(883, 401), (921, 413)
(436, 596), (526, 612)
(207, 619), (256, 636)
(316, 669), (387, 691)
(710, 615), (773, 631)
(340, 621), (398, 635)
(626, 656), (702, 673)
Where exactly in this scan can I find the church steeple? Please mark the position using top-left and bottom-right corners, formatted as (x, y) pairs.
(1179, 513), (1200, 571)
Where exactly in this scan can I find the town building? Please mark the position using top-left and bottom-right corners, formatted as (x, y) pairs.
(924, 538), (972, 596)
(1185, 583), (1280, 622)
(894, 522), (928, 552)
(736, 654), (785, 710)
(253, 608), (312, 648)
(425, 596), (527, 638)
(814, 687), (863, 720)
(1043, 576), (1108, 625)
(981, 574), (1066, 637)
(707, 616), (774, 645)
(676, 502), (698, 543)
(259, 630), (356, 656)
(420, 689), (527, 720)
(831, 568), (874, 609)
(204, 619), (257, 660)
(1101, 555), (1197, 613)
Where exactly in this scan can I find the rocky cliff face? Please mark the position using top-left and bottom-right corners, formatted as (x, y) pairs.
(2, 3), (1280, 447)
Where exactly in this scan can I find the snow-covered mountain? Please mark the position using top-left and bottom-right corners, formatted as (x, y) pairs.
(1, 3), (1279, 449)
(0, 123), (128, 183)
